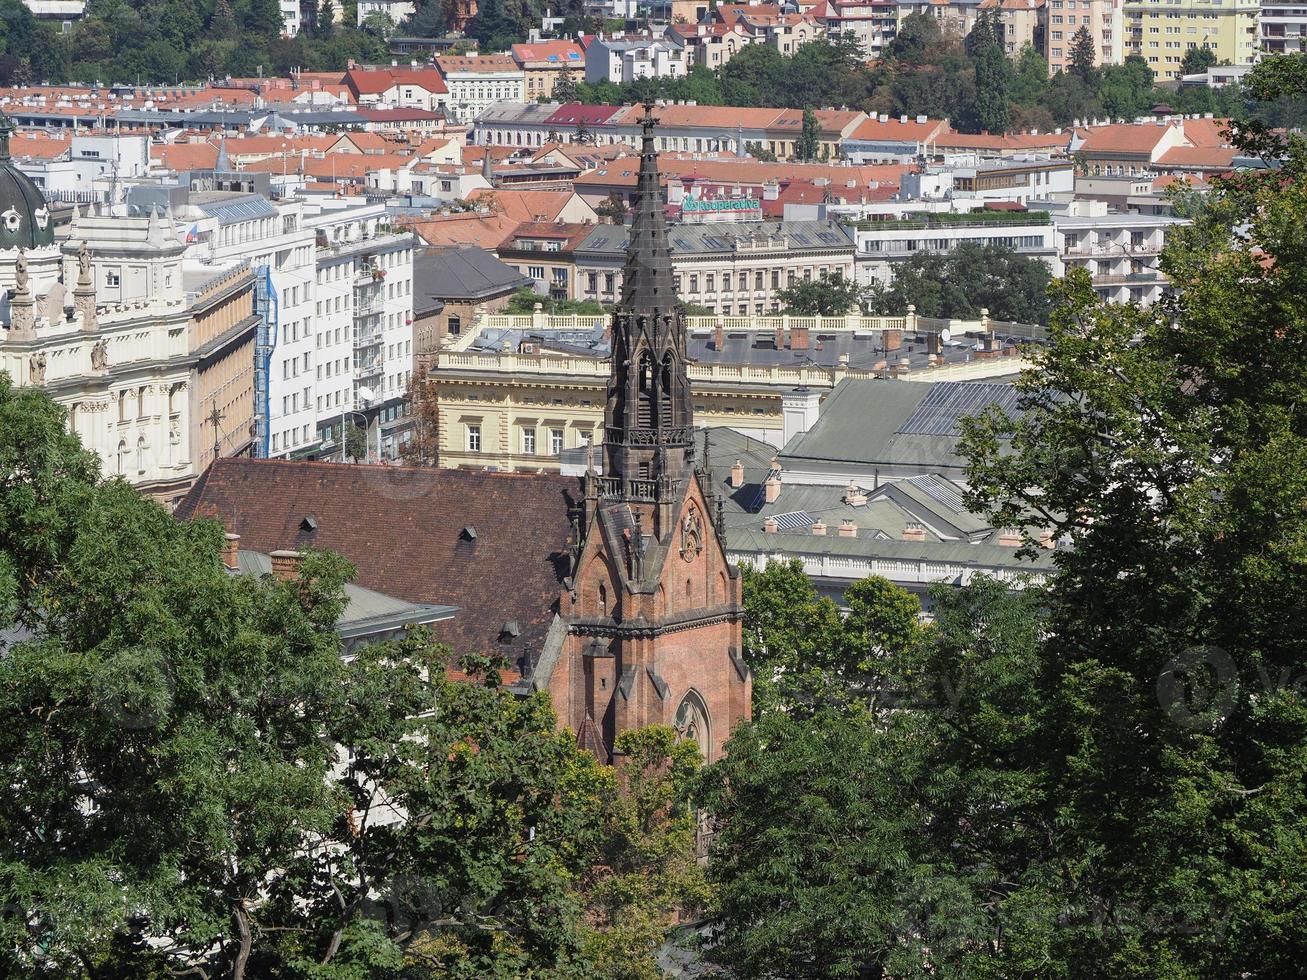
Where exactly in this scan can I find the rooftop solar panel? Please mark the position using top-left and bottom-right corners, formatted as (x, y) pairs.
(905, 474), (967, 513)
(772, 511), (815, 531)
(895, 382), (1022, 437)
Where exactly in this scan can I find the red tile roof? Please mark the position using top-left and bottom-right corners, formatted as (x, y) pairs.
(175, 458), (578, 661)
(346, 68), (449, 97)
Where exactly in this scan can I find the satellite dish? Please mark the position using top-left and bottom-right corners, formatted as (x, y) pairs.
(357, 386), (376, 403)
(939, 328), (951, 344)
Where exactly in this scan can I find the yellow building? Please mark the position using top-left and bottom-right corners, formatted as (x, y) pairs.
(1124, 0), (1261, 79)
(425, 312), (1037, 473)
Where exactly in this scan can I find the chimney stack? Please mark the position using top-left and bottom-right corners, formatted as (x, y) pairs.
(222, 532), (240, 570)
(902, 522), (926, 542)
(837, 519), (857, 537)
(997, 528), (1023, 547)
(763, 471), (781, 504)
(730, 459), (745, 488)
(927, 331), (943, 355)
(790, 325), (809, 351)
(270, 549), (304, 582)
(810, 519), (827, 536)
(714, 321), (725, 351)
(763, 516), (779, 533)
(843, 483), (867, 507)
(775, 324), (786, 350)
(882, 328), (901, 351)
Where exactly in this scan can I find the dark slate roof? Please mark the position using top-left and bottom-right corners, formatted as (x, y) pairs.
(176, 458), (580, 662)
(414, 246), (533, 311)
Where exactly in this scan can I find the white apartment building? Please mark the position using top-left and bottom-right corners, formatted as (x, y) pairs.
(435, 55), (526, 124)
(15, 132), (151, 207)
(301, 199), (416, 460)
(852, 211), (1060, 286)
(1262, 0), (1307, 53)
(183, 192), (318, 459)
(356, 0), (415, 25)
(584, 36), (689, 84)
(1051, 202), (1187, 306)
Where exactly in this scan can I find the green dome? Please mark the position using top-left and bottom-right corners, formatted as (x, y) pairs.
(0, 113), (54, 250)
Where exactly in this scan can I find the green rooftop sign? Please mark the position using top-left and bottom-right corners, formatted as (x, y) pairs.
(683, 196), (760, 213)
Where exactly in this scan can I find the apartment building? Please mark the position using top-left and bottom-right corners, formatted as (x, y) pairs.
(978, 0), (1047, 55)
(810, 0), (900, 58)
(511, 40), (586, 100)
(1045, 0), (1124, 74)
(1052, 204), (1187, 305)
(427, 311), (1035, 473)
(584, 35), (690, 84)
(302, 199), (416, 461)
(436, 54), (526, 123)
(851, 210), (1060, 285)
(1261, 0), (1307, 53)
(554, 219), (857, 314)
(1123, 0), (1261, 78)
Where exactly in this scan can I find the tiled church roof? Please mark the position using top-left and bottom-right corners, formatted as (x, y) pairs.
(177, 458), (580, 665)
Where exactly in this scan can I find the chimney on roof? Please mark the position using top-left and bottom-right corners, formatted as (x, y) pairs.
(775, 323), (786, 350)
(810, 519), (827, 536)
(997, 527), (1023, 547)
(763, 466), (781, 504)
(763, 516), (779, 533)
(837, 519), (857, 538)
(222, 532), (240, 570)
(927, 331), (943, 355)
(843, 483), (867, 507)
(714, 321), (725, 350)
(902, 522), (926, 542)
(790, 324), (809, 350)
(730, 459), (745, 487)
(882, 327), (902, 351)
(270, 549), (304, 582)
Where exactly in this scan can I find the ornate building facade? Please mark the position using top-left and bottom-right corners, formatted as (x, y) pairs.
(0, 112), (196, 503)
(543, 105), (751, 762)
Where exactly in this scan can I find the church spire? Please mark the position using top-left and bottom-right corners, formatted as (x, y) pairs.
(603, 103), (694, 511)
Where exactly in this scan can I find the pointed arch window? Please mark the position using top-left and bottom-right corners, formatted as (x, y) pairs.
(674, 690), (712, 760)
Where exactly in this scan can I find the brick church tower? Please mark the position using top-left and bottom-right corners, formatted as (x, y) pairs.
(550, 104), (751, 763)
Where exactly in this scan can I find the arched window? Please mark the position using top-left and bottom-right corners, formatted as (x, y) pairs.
(598, 582), (607, 615)
(674, 690), (712, 760)
(637, 351), (656, 427)
(117, 440), (128, 475)
(135, 437), (146, 474)
(660, 352), (676, 427)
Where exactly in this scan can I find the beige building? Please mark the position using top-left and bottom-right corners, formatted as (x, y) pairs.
(185, 262), (259, 476)
(511, 40), (585, 100)
(426, 311), (1035, 473)
(978, 0), (1047, 55)
(1044, 0), (1124, 73)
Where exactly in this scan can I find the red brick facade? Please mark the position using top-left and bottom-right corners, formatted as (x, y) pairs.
(552, 472), (750, 763)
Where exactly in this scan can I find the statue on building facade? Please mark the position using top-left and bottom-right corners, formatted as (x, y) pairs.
(28, 351), (46, 384)
(14, 248), (28, 292)
(90, 337), (108, 371)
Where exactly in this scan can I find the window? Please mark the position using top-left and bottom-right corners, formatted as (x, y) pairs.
(521, 427), (536, 454)
(448, 314), (461, 335)
(550, 428), (564, 455)
(466, 423), (481, 452)
(106, 269), (120, 287)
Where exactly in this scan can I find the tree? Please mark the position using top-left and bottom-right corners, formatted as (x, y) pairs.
(953, 55), (1307, 976)
(344, 420), (368, 461)
(244, 0), (285, 36)
(794, 106), (822, 161)
(579, 727), (709, 979)
(1180, 45), (1218, 76)
(402, 0), (447, 36)
(885, 11), (945, 65)
(551, 69), (579, 104)
(595, 191), (628, 225)
(1010, 42), (1049, 104)
(360, 8), (397, 36)
(969, 11), (1011, 134)
(0, 374), (355, 978)
(884, 241), (1054, 324)
(1069, 24), (1096, 83)
(744, 141), (776, 162)
(775, 271), (866, 317)
(210, 0), (239, 40)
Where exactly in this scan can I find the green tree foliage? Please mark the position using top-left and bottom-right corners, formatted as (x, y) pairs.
(1180, 45), (1219, 75)
(969, 11), (1011, 134)
(878, 241), (1054, 324)
(551, 68), (580, 103)
(505, 286), (607, 315)
(775, 270), (867, 316)
(1069, 24), (1097, 83)
(403, 0), (447, 36)
(0, 376), (693, 978)
(795, 106), (822, 161)
(579, 727), (709, 979)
